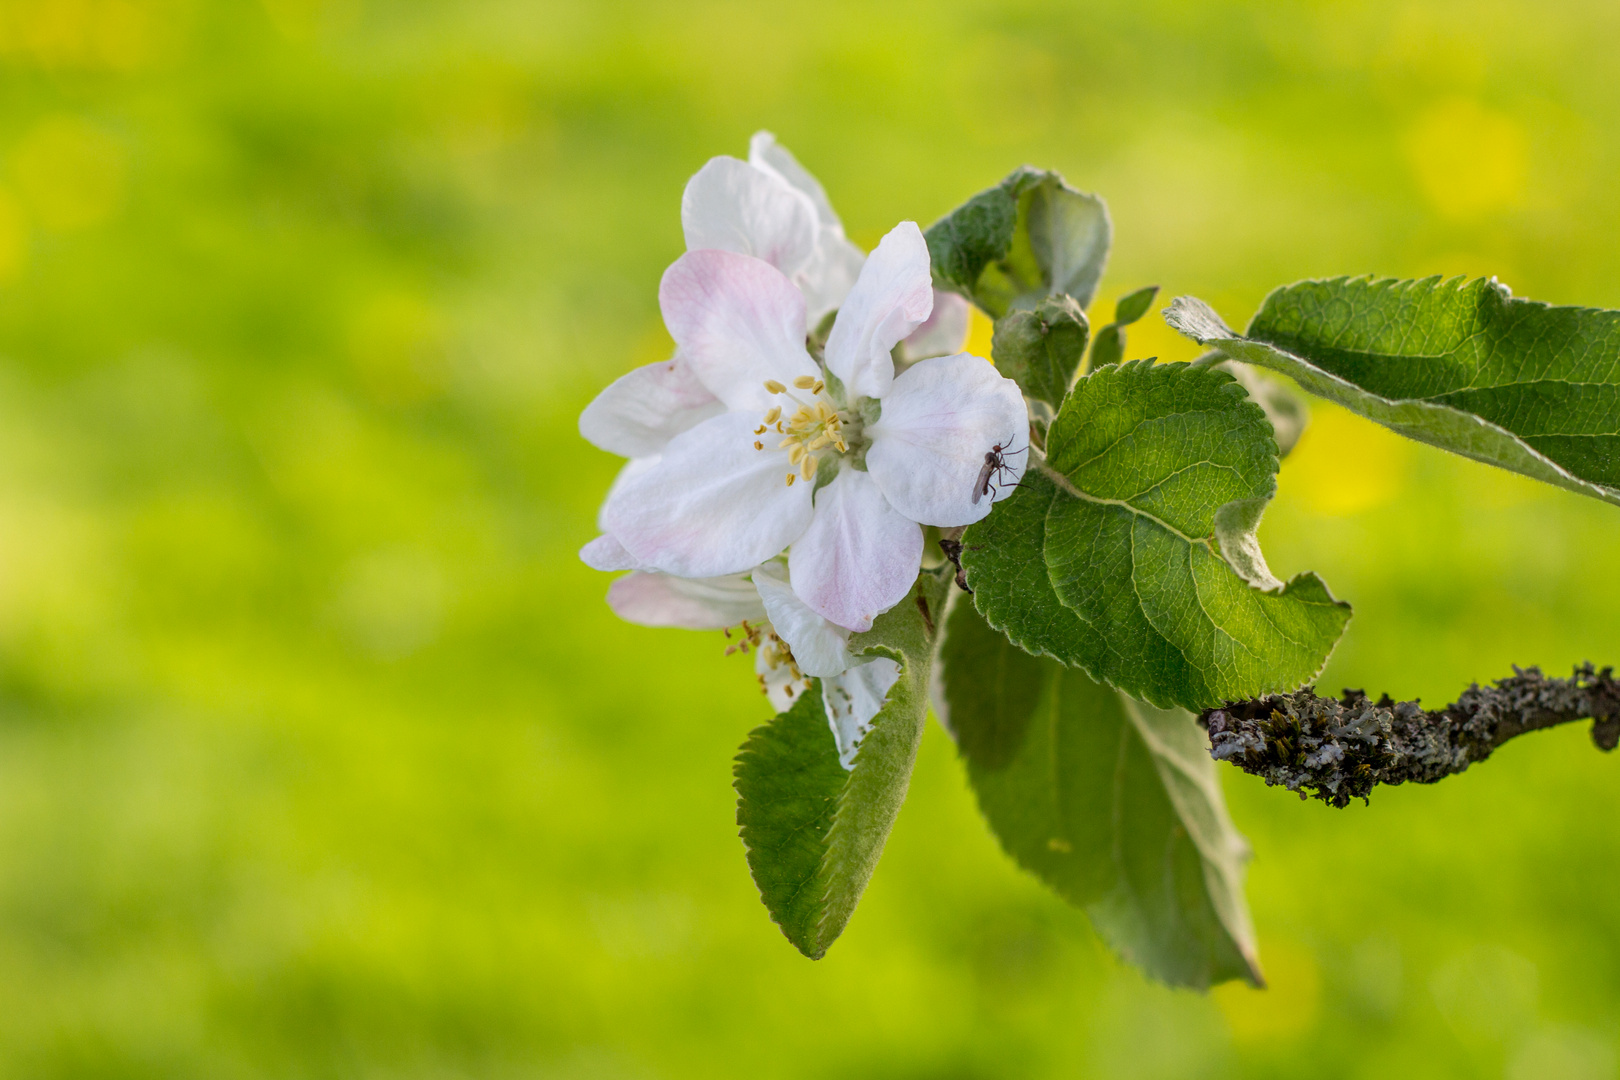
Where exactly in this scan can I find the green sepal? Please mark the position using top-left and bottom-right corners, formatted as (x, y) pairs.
(940, 597), (1264, 990)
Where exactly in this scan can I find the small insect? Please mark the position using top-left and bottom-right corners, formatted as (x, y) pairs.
(972, 434), (1028, 504)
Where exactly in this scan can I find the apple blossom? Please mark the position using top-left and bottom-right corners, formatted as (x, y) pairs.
(598, 221), (1028, 633)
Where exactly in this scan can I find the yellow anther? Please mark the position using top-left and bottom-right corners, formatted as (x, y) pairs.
(764, 379), (786, 394)
(754, 424), (767, 435)
(778, 435), (797, 449)
(809, 433), (832, 450)
(789, 444), (807, 465)
(792, 375), (817, 390)
(800, 456), (816, 481)
(775, 422), (785, 433)
(753, 440), (763, 451)
(763, 406), (781, 424)
(812, 380), (825, 395)
(786, 473), (796, 486)
(836, 440), (848, 452)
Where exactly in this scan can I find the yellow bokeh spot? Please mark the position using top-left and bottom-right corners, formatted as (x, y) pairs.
(965, 304), (994, 361)
(348, 292), (449, 405)
(12, 115), (128, 231)
(1214, 937), (1321, 1045)
(0, 0), (159, 70)
(1282, 403), (1412, 517)
(1405, 99), (1527, 219)
(0, 188), (29, 283)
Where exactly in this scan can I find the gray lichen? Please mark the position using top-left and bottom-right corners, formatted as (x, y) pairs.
(1200, 664), (1620, 807)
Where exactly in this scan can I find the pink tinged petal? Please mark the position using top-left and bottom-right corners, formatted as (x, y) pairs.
(578, 357), (724, 458)
(822, 657), (901, 769)
(681, 156), (818, 276)
(600, 412), (813, 578)
(823, 222), (933, 401)
(787, 468), (923, 632)
(607, 571), (766, 630)
(900, 290), (971, 362)
(747, 131), (843, 232)
(866, 352), (1031, 528)
(752, 562), (850, 678)
(580, 533), (645, 572)
(659, 249), (819, 413)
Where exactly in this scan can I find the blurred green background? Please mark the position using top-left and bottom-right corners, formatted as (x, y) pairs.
(3, 0), (1620, 1076)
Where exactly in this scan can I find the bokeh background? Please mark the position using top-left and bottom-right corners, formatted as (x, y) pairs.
(2, 0), (1620, 1076)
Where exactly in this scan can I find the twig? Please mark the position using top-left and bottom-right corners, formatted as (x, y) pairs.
(1200, 664), (1620, 807)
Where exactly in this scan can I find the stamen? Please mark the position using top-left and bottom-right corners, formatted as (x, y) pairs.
(754, 424), (767, 435)
(812, 380), (824, 395)
(753, 440), (763, 451)
(763, 379), (786, 394)
(792, 375), (817, 390)
(778, 436), (797, 449)
(789, 444), (806, 465)
(785, 473), (796, 487)
(800, 457), (815, 481)
(763, 406), (781, 424)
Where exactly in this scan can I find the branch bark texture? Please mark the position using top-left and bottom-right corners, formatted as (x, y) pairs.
(1200, 664), (1620, 807)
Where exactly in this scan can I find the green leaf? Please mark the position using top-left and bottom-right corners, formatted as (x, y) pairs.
(925, 167), (1111, 318)
(939, 598), (1263, 989)
(1087, 323), (1125, 372)
(1114, 285), (1160, 326)
(1209, 358), (1309, 458)
(733, 571), (950, 959)
(960, 360), (1349, 711)
(990, 294), (1089, 409)
(1165, 277), (1620, 506)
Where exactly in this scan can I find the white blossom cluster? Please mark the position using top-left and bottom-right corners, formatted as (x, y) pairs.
(579, 133), (1028, 766)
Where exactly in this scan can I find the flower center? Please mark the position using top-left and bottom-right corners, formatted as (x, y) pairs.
(753, 375), (855, 487)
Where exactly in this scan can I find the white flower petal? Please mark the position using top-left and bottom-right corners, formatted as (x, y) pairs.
(681, 156), (819, 276)
(787, 468), (922, 632)
(795, 231), (866, 326)
(660, 249), (819, 413)
(601, 412), (813, 578)
(598, 456), (658, 530)
(823, 222), (933, 401)
(756, 644), (812, 714)
(822, 657), (901, 769)
(580, 533), (645, 572)
(748, 131), (843, 232)
(866, 352), (1030, 527)
(578, 357), (724, 459)
(606, 571), (766, 629)
(751, 562), (850, 678)
(900, 290), (971, 362)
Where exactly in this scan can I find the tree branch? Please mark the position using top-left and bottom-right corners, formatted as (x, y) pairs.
(1199, 664), (1620, 807)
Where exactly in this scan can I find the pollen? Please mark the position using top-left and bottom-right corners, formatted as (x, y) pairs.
(753, 440), (763, 450)
(763, 379), (786, 394)
(785, 473), (796, 486)
(792, 375), (817, 390)
(763, 406), (781, 424)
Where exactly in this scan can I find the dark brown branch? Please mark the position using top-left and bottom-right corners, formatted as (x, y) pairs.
(1200, 664), (1620, 807)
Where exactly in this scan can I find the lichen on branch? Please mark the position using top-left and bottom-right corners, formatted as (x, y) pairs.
(1200, 664), (1620, 807)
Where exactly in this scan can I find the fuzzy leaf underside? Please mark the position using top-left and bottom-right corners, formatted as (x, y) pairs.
(1166, 277), (1620, 506)
(990, 294), (1090, 409)
(960, 361), (1349, 712)
(733, 572), (948, 959)
(925, 167), (1111, 318)
(940, 598), (1263, 989)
